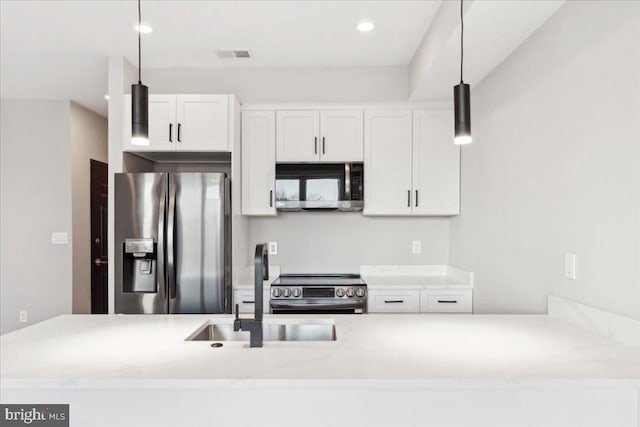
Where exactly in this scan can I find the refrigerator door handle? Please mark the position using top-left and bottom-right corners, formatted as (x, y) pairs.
(167, 184), (177, 302)
(157, 183), (167, 303)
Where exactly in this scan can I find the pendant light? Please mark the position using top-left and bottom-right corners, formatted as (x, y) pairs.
(454, 0), (472, 145)
(131, 0), (149, 146)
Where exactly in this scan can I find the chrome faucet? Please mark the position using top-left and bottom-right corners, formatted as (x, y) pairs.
(234, 243), (269, 347)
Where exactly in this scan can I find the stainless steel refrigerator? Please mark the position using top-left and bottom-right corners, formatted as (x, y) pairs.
(115, 172), (231, 314)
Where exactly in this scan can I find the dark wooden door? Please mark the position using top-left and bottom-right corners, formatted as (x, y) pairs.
(90, 160), (109, 314)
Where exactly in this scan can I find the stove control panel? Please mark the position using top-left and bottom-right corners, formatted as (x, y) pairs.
(270, 286), (367, 299)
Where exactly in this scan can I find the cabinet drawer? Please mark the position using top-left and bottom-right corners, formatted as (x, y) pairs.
(420, 291), (472, 313)
(368, 290), (420, 313)
(233, 290), (270, 314)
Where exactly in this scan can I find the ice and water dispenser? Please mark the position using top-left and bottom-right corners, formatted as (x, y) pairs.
(122, 238), (157, 293)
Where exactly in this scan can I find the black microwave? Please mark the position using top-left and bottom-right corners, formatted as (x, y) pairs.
(275, 163), (364, 211)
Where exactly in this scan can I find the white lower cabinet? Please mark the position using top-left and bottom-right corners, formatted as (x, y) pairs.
(420, 290), (473, 313)
(233, 290), (271, 314)
(368, 290), (420, 313)
(368, 289), (473, 314)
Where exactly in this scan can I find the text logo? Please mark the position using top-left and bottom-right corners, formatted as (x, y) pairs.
(1, 405), (68, 426)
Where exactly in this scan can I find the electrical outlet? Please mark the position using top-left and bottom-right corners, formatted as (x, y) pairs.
(268, 242), (278, 255)
(565, 253), (577, 280)
(51, 232), (68, 245)
(19, 310), (28, 323)
(412, 240), (421, 254)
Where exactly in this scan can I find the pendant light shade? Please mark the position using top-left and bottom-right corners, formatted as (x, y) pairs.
(454, 82), (471, 145)
(131, 82), (148, 145)
(453, 0), (472, 145)
(131, 0), (149, 146)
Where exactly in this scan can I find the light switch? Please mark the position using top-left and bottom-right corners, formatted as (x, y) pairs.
(19, 310), (27, 323)
(268, 242), (278, 255)
(565, 253), (577, 280)
(51, 232), (68, 245)
(412, 241), (421, 254)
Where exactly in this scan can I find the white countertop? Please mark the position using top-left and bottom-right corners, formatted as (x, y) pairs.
(363, 275), (472, 289)
(361, 264), (474, 290)
(2, 314), (639, 385)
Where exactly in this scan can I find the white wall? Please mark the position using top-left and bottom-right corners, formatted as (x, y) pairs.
(0, 101), (73, 334)
(107, 56), (138, 314)
(70, 102), (108, 314)
(143, 66), (409, 103)
(449, 1), (640, 318)
(250, 213), (449, 273)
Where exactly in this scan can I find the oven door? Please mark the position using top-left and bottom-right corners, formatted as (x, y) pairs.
(270, 299), (366, 314)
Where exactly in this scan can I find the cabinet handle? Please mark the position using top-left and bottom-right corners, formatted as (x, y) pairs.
(242, 300), (255, 304)
(269, 190), (273, 208)
(437, 300), (458, 304)
(169, 123), (173, 142)
(407, 190), (411, 207)
(314, 137), (318, 154)
(415, 190), (419, 207)
(177, 123), (182, 142)
(384, 300), (404, 304)
(322, 136), (326, 154)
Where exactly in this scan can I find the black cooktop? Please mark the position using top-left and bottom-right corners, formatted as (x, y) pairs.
(272, 274), (366, 287)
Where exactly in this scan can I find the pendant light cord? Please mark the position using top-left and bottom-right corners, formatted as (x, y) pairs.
(460, 0), (464, 83)
(138, 0), (142, 83)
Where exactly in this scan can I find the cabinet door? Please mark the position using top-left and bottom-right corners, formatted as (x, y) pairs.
(233, 290), (271, 314)
(241, 111), (276, 216)
(176, 95), (229, 151)
(363, 109), (413, 215)
(276, 111), (320, 162)
(122, 94), (176, 151)
(234, 290), (257, 314)
(412, 109), (460, 215)
(319, 110), (363, 162)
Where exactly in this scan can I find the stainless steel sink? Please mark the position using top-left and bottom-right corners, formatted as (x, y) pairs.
(186, 321), (336, 342)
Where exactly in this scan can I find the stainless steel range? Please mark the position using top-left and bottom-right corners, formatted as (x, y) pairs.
(270, 274), (367, 314)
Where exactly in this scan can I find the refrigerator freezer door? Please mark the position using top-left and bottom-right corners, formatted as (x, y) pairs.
(168, 173), (229, 314)
(115, 173), (168, 314)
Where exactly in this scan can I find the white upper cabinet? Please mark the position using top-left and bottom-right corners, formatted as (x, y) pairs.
(412, 109), (460, 215)
(276, 110), (363, 162)
(363, 109), (413, 216)
(242, 111), (276, 216)
(176, 95), (229, 151)
(123, 94), (230, 152)
(363, 108), (460, 216)
(276, 111), (320, 162)
(319, 110), (364, 162)
(147, 95), (177, 151)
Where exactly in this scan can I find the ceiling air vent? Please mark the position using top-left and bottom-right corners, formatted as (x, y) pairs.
(217, 50), (251, 59)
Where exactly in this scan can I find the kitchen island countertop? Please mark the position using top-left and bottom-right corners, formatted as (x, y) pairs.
(2, 314), (639, 427)
(1, 313), (638, 382)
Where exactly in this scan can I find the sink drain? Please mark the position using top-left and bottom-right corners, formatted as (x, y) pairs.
(210, 342), (223, 348)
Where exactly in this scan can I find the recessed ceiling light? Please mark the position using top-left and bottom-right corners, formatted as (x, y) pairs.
(357, 21), (374, 32)
(135, 23), (152, 34)
(104, 95), (110, 100)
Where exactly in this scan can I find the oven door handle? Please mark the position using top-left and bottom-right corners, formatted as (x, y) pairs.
(270, 301), (365, 311)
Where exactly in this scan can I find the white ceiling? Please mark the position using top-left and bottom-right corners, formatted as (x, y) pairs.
(1, 0), (564, 116)
(410, 0), (566, 101)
